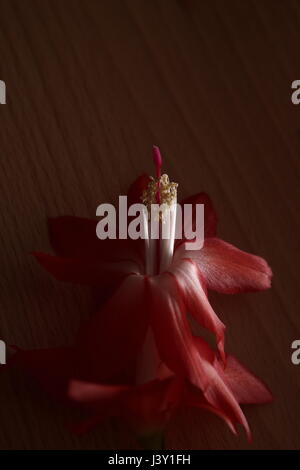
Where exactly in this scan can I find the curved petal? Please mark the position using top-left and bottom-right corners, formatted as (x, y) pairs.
(33, 252), (139, 287)
(147, 275), (251, 439)
(179, 192), (217, 239)
(167, 259), (225, 361)
(76, 274), (149, 384)
(126, 377), (182, 432)
(68, 381), (126, 434)
(188, 337), (254, 439)
(176, 237), (272, 294)
(213, 355), (273, 405)
(184, 384), (238, 436)
(190, 336), (271, 435)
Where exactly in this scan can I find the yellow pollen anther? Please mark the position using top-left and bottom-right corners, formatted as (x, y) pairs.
(141, 174), (178, 219)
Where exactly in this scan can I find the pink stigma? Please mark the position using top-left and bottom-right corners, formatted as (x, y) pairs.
(152, 145), (162, 179)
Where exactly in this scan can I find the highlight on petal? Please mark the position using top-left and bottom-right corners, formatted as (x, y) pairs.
(167, 258), (225, 361)
(69, 380), (129, 404)
(33, 252), (139, 287)
(189, 336), (272, 436)
(177, 237), (272, 294)
(213, 355), (273, 405)
(68, 380), (126, 434)
(179, 192), (218, 239)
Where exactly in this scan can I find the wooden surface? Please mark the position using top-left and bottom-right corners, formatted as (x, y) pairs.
(0, 0), (300, 450)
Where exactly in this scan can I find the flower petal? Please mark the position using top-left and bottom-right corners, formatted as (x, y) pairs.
(189, 337), (253, 438)
(33, 252), (139, 287)
(184, 384), (238, 436)
(127, 377), (182, 432)
(168, 258), (225, 361)
(179, 192), (217, 239)
(177, 237), (272, 293)
(147, 275), (251, 439)
(68, 381), (125, 434)
(214, 355), (273, 405)
(76, 274), (149, 384)
(48, 216), (144, 266)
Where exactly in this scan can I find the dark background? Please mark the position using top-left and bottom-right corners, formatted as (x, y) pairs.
(0, 0), (299, 449)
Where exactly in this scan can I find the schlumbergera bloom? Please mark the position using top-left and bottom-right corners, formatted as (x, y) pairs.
(8, 146), (272, 447)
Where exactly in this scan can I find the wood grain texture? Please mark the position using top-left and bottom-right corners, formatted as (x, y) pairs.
(0, 0), (300, 449)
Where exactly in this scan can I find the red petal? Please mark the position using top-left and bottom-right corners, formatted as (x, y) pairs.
(184, 384), (238, 436)
(68, 380), (126, 434)
(147, 275), (251, 439)
(126, 378), (182, 432)
(168, 259), (226, 361)
(127, 174), (151, 206)
(76, 274), (149, 383)
(179, 192), (217, 239)
(33, 252), (139, 287)
(178, 237), (272, 294)
(48, 216), (144, 266)
(214, 355), (273, 405)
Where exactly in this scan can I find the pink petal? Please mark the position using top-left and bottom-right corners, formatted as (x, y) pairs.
(214, 355), (273, 405)
(177, 237), (272, 294)
(184, 384), (238, 436)
(68, 382), (125, 434)
(168, 258), (225, 361)
(147, 275), (251, 439)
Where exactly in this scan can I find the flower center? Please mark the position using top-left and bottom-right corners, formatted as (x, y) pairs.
(141, 174), (178, 214)
(141, 147), (178, 275)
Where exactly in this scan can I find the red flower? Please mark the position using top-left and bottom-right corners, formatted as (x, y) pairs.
(8, 151), (272, 444)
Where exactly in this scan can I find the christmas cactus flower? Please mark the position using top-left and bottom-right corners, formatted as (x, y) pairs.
(7, 147), (272, 448)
